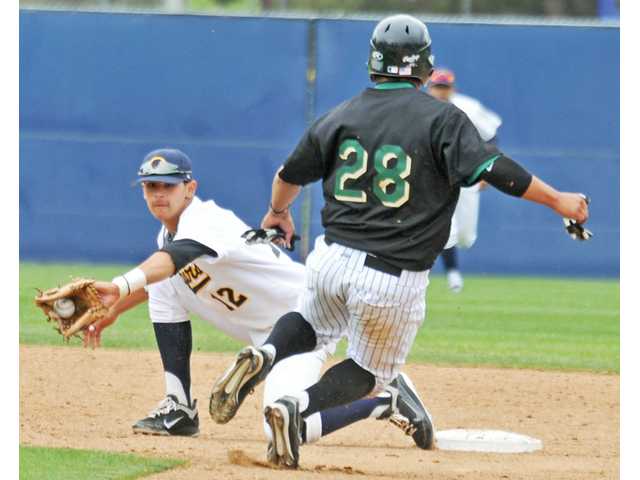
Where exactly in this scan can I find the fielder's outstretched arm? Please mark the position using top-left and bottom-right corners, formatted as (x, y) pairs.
(90, 253), (171, 310)
(94, 240), (216, 308)
(86, 239), (213, 347)
(109, 288), (149, 315)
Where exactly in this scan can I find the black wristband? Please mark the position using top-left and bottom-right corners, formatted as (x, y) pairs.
(479, 155), (533, 197)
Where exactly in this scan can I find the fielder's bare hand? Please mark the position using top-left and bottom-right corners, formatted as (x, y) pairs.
(83, 309), (118, 349)
(552, 193), (589, 224)
(83, 288), (148, 349)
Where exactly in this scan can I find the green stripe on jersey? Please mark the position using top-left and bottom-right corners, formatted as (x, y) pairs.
(465, 154), (501, 186)
(374, 81), (415, 90)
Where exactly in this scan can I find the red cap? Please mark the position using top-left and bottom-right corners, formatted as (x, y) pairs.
(429, 68), (455, 87)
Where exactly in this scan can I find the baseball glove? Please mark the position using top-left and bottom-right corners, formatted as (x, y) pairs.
(34, 278), (108, 340)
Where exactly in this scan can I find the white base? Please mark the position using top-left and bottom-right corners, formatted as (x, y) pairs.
(435, 429), (543, 453)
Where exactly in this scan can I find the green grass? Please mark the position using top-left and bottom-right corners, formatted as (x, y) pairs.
(415, 275), (619, 372)
(20, 262), (619, 373)
(19, 445), (185, 480)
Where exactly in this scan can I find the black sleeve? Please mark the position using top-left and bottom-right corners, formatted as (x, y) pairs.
(160, 239), (217, 273)
(278, 124), (324, 186)
(434, 105), (501, 187)
(478, 155), (533, 197)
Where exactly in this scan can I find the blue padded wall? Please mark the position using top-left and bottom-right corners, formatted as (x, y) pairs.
(20, 10), (309, 263)
(20, 11), (619, 276)
(312, 19), (619, 276)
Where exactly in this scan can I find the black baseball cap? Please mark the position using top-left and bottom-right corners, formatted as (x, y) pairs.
(136, 148), (193, 185)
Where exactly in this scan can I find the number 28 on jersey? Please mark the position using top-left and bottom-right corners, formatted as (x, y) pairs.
(334, 139), (412, 208)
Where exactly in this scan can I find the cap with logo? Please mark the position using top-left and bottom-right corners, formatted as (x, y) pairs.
(428, 68), (455, 87)
(136, 148), (193, 185)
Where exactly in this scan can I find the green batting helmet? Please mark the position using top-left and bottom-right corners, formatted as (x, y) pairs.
(368, 14), (435, 82)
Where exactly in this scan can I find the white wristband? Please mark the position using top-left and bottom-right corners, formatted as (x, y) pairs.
(112, 267), (147, 298)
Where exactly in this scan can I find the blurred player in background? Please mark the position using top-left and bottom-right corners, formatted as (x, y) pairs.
(428, 68), (502, 292)
(86, 148), (434, 452)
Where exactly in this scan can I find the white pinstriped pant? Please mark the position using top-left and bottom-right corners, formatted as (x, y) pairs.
(298, 238), (429, 393)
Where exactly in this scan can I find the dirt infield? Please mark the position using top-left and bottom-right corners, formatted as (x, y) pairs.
(20, 345), (619, 480)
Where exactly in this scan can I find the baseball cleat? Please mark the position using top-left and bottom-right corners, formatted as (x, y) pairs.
(132, 395), (199, 437)
(386, 373), (435, 450)
(264, 396), (302, 469)
(209, 345), (273, 424)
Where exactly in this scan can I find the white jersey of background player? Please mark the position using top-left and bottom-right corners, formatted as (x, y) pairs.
(85, 148), (433, 450)
(428, 68), (502, 292)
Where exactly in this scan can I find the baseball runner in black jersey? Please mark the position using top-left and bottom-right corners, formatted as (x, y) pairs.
(209, 14), (589, 468)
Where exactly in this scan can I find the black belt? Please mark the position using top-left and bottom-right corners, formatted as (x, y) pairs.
(363, 254), (402, 277)
(324, 237), (402, 277)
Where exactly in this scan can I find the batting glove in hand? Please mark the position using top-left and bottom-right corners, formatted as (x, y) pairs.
(242, 227), (300, 252)
(563, 194), (592, 241)
(563, 218), (593, 241)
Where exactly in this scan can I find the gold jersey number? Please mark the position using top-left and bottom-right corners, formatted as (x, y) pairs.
(179, 264), (248, 311)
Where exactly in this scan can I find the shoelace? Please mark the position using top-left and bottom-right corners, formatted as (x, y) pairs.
(389, 413), (418, 436)
(148, 397), (178, 418)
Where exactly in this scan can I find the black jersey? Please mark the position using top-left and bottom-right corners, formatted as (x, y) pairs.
(280, 82), (501, 271)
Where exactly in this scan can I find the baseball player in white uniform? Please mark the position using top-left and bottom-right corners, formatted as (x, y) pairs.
(88, 148), (434, 452)
(428, 68), (502, 292)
